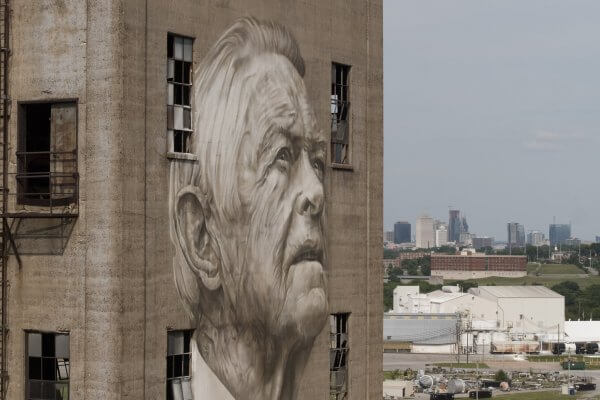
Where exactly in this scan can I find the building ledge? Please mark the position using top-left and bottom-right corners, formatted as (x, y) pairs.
(167, 152), (198, 161)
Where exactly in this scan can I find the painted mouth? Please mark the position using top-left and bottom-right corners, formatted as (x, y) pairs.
(290, 242), (323, 265)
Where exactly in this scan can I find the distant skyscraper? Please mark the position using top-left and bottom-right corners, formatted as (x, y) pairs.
(394, 221), (411, 244)
(565, 238), (581, 247)
(384, 231), (394, 243)
(460, 216), (469, 235)
(448, 210), (461, 242)
(472, 236), (494, 250)
(596, 236), (600, 244)
(507, 222), (525, 250)
(549, 224), (571, 246)
(527, 231), (545, 246)
(415, 215), (435, 249)
(435, 227), (448, 247)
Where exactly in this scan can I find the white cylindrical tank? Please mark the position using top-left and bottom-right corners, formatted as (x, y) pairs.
(418, 375), (434, 389)
(447, 378), (465, 394)
(564, 343), (577, 354)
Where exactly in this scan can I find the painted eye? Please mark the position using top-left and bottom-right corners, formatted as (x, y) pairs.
(312, 159), (324, 172)
(312, 159), (325, 178)
(275, 148), (292, 169)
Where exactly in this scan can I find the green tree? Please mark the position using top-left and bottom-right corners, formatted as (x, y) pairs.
(388, 267), (404, 282)
(383, 282), (395, 311)
(551, 281), (581, 307)
(494, 369), (509, 383)
(384, 248), (399, 259)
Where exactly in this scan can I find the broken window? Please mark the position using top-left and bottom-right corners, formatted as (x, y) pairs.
(331, 63), (351, 165)
(167, 34), (194, 154)
(330, 313), (349, 400)
(17, 102), (78, 206)
(26, 332), (70, 400)
(167, 330), (193, 400)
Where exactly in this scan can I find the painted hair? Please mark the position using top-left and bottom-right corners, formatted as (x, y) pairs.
(169, 17), (306, 319)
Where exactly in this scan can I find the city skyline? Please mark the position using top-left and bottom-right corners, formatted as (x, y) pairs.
(383, 0), (599, 241)
(386, 210), (582, 243)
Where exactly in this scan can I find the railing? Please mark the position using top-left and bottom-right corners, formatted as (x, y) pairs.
(4, 150), (79, 216)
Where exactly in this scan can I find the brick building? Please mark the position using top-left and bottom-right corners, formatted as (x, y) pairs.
(431, 254), (527, 280)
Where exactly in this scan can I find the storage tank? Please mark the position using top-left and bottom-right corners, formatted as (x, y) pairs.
(419, 375), (434, 389)
(552, 342), (566, 355)
(447, 378), (465, 394)
(586, 342), (599, 354)
(564, 343), (577, 354)
(491, 341), (540, 354)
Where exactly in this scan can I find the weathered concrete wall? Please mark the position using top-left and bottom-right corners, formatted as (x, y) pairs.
(8, 1), (89, 399)
(5, 0), (382, 399)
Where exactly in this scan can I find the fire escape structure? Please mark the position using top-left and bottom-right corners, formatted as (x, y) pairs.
(0, 1), (9, 397)
(0, 1), (79, 398)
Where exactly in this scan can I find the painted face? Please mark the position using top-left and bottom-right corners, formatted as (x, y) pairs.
(232, 54), (328, 340)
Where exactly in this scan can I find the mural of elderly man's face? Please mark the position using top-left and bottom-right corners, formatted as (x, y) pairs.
(233, 54), (327, 340)
(170, 17), (328, 399)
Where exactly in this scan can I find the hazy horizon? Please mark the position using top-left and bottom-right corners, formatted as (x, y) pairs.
(383, 0), (599, 241)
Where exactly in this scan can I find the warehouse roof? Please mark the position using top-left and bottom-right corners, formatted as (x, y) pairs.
(427, 291), (468, 304)
(383, 314), (457, 345)
(477, 285), (562, 298)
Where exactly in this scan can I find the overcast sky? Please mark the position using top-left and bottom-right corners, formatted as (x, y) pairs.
(383, 0), (599, 241)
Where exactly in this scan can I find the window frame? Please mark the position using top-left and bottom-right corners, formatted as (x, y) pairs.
(166, 33), (195, 157)
(329, 312), (350, 400)
(25, 330), (70, 400)
(16, 99), (79, 207)
(330, 62), (352, 169)
(166, 329), (194, 400)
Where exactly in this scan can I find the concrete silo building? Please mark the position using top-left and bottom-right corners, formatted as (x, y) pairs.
(0, 1), (383, 399)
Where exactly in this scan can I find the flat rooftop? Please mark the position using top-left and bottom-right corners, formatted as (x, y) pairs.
(477, 285), (563, 298)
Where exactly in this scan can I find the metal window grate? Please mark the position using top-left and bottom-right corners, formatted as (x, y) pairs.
(330, 313), (349, 400)
(331, 63), (351, 165)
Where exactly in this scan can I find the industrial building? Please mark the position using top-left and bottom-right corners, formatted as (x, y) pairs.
(0, 1), (383, 400)
(431, 253), (527, 279)
(383, 313), (459, 354)
(388, 285), (565, 354)
(470, 286), (565, 333)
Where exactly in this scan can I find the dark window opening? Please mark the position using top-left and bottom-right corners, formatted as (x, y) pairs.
(26, 332), (70, 400)
(330, 313), (349, 400)
(18, 102), (78, 207)
(167, 330), (193, 400)
(167, 34), (194, 154)
(331, 63), (351, 165)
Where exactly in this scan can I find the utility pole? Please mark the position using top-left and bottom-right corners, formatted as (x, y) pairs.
(456, 317), (461, 365)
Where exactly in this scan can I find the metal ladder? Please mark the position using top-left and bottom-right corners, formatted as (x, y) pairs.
(0, 0), (9, 398)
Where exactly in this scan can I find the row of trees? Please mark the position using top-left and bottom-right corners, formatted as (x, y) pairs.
(551, 281), (600, 321)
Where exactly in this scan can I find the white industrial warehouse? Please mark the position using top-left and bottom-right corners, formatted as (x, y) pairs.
(384, 285), (578, 354)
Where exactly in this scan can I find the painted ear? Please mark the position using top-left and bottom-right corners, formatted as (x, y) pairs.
(173, 185), (221, 290)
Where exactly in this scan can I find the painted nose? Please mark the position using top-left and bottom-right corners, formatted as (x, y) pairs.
(295, 156), (324, 217)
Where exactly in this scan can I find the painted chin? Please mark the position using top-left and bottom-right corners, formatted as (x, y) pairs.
(283, 260), (328, 338)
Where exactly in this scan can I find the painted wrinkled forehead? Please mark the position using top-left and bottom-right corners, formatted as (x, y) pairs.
(244, 54), (325, 147)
